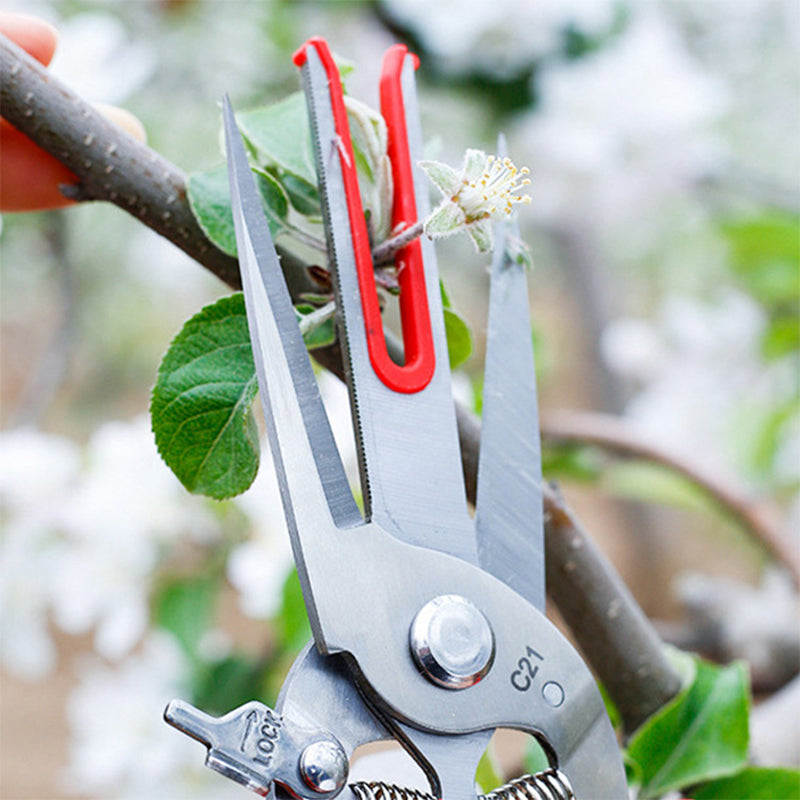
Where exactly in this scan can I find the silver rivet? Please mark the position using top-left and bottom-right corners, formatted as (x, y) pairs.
(409, 594), (495, 690)
(299, 739), (348, 794)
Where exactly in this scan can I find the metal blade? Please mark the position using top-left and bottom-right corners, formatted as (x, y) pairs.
(475, 176), (545, 611)
(297, 44), (475, 566)
(223, 96), (362, 635)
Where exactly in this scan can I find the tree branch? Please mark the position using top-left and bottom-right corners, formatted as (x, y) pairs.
(542, 410), (800, 587)
(0, 33), (245, 286)
(1, 32), (681, 731)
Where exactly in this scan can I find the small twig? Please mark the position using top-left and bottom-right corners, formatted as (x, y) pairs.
(297, 300), (336, 336)
(282, 221), (327, 253)
(542, 409), (799, 587)
(371, 220), (424, 265)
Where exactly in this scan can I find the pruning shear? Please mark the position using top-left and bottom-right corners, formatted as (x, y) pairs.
(165, 37), (627, 800)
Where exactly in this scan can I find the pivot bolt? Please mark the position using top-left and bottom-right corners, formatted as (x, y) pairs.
(299, 739), (348, 794)
(409, 594), (495, 690)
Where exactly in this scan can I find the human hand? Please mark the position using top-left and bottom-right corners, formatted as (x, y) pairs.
(0, 12), (146, 212)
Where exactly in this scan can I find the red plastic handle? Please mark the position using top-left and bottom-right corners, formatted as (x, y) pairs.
(294, 38), (435, 394)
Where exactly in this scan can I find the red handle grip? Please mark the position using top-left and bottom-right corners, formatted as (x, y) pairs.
(294, 38), (435, 394)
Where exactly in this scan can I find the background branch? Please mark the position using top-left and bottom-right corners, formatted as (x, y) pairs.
(1, 32), (681, 732)
(542, 409), (800, 586)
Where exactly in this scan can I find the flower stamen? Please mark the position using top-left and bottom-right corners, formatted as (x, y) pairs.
(418, 148), (533, 252)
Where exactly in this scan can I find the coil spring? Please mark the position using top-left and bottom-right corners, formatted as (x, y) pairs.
(350, 769), (575, 800)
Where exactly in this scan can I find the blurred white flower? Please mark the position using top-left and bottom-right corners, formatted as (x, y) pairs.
(517, 12), (727, 228)
(380, 0), (617, 76)
(227, 459), (294, 620)
(0, 524), (59, 679)
(48, 416), (223, 659)
(601, 290), (796, 484)
(64, 631), (244, 799)
(0, 427), (79, 508)
(49, 13), (156, 104)
(669, 0), (800, 180)
(600, 317), (666, 384)
(0, 428), (80, 678)
(0, 418), (226, 672)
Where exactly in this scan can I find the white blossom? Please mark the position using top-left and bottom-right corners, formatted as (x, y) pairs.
(46, 417), (222, 659)
(0, 428), (80, 678)
(516, 11), (727, 230)
(380, 0), (617, 76)
(420, 150), (531, 252)
(64, 632), (244, 799)
(0, 418), (226, 672)
(49, 12), (155, 105)
(601, 290), (798, 486)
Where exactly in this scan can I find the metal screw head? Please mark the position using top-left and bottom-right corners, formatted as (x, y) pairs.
(409, 594), (495, 690)
(299, 739), (348, 794)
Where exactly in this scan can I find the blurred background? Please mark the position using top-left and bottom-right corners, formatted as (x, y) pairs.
(1, 1), (798, 797)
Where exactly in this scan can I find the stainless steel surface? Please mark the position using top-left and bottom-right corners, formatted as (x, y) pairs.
(163, 698), (341, 798)
(475, 181), (545, 612)
(223, 95), (362, 533)
(165, 646), (394, 798)
(277, 646), (390, 755)
(223, 93), (360, 642)
(409, 595), (495, 690)
(299, 47), (477, 567)
(393, 723), (492, 800)
(300, 740), (349, 793)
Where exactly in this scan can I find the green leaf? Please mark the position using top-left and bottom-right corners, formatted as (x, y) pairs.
(187, 164), (290, 258)
(597, 679), (623, 732)
(443, 307), (473, 369)
(722, 213), (800, 307)
(187, 165), (238, 256)
(193, 653), (268, 715)
(689, 766), (800, 799)
(345, 95), (387, 184)
(151, 293), (260, 500)
(252, 167), (290, 235)
(626, 657), (750, 798)
(278, 171), (320, 216)
(524, 738), (550, 775)
(237, 94), (317, 185)
(419, 159), (461, 196)
(274, 569), (312, 653)
(603, 460), (712, 512)
(439, 280), (453, 309)
(425, 201), (466, 238)
(475, 746), (504, 794)
(542, 443), (603, 483)
(153, 574), (219, 659)
(762, 315), (800, 360)
(439, 281), (473, 368)
(467, 219), (494, 252)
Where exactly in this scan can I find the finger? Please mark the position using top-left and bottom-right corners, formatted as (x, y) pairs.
(0, 107), (147, 213)
(0, 12), (58, 66)
(0, 120), (76, 211)
(94, 104), (148, 144)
